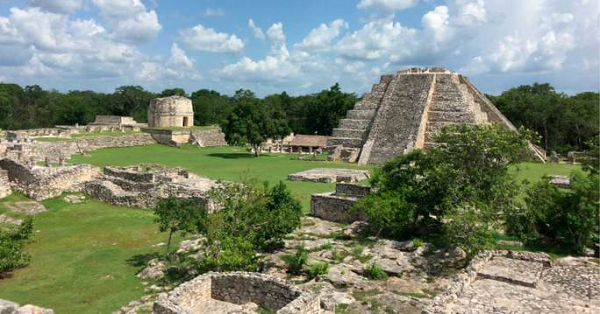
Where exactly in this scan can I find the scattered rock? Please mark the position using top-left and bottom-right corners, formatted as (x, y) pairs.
(0, 214), (23, 225)
(137, 259), (166, 280)
(63, 195), (85, 203)
(6, 201), (46, 215)
(0, 299), (19, 313)
(324, 264), (367, 288)
(176, 237), (203, 254)
(342, 221), (369, 238)
(320, 290), (355, 310)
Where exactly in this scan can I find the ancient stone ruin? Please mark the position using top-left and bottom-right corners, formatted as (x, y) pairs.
(0, 169), (11, 199)
(153, 272), (321, 314)
(84, 164), (218, 209)
(148, 96), (194, 128)
(329, 67), (546, 164)
(424, 250), (600, 313)
(288, 168), (369, 183)
(310, 183), (370, 223)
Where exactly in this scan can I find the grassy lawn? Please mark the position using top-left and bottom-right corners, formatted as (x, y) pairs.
(510, 161), (582, 184)
(71, 145), (372, 210)
(0, 195), (172, 314)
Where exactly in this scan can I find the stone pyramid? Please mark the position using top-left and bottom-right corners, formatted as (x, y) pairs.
(328, 67), (545, 165)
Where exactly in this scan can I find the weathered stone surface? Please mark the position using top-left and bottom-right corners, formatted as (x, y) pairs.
(476, 256), (544, 288)
(0, 159), (100, 200)
(288, 168), (369, 183)
(84, 164), (218, 209)
(137, 259), (166, 280)
(310, 183), (370, 223)
(6, 201), (46, 215)
(0, 300), (53, 314)
(153, 272), (321, 314)
(549, 174), (571, 188)
(0, 169), (11, 199)
(63, 195), (85, 203)
(0, 214), (22, 225)
(148, 96), (194, 128)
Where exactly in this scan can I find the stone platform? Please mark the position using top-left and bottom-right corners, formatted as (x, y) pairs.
(424, 251), (600, 314)
(288, 168), (369, 183)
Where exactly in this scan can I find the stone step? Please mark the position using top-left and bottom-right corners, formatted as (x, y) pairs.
(354, 100), (379, 110)
(339, 119), (371, 130)
(428, 111), (477, 123)
(346, 109), (376, 120)
(425, 121), (475, 134)
(332, 128), (368, 139)
(327, 137), (364, 148)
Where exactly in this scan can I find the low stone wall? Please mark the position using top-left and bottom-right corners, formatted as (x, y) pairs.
(190, 128), (227, 147)
(0, 159), (100, 200)
(0, 169), (11, 199)
(311, 192), (366, 223)
(153, 272), (321, 314)
(335, 183), (370, 197)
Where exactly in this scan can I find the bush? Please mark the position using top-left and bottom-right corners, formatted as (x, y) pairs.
(362, 262), (388, 280)
(507, 171), (599, 254)
(307, 262), (329, 279)
(283, 246), (308, 275)
(0, 217), (34, 274)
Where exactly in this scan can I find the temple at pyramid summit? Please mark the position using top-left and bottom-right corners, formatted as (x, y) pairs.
(328, 67), (545, 165)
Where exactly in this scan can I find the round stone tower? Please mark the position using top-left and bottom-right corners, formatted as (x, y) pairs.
(148, 96), (194, 128)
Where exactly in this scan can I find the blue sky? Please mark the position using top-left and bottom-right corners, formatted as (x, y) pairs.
(0, 0), (597, 97)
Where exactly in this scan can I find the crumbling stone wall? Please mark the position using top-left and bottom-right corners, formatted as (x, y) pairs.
(153, 272), (321, 314)
(310, 183), (370, 223)
(0, 169), (11, 198)
(0, 159), (100, 200)
(189, 128), (227, 146)
(84, 165), (217, 209)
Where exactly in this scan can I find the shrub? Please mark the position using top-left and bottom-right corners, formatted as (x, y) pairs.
(412, 239), (422, 248)
(307, 262), (329, 279)
(0, 217), (34, 274)
(362, 262), (388, 280)
(284, 246), (308, 275)
(507, 171), (599, 254)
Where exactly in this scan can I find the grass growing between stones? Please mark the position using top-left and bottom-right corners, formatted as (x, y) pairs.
(0, 195), (175, 314)
(71, 145), (372, 211)
(35, 130), (141, 142)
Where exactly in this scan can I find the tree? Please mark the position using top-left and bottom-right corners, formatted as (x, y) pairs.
(0, 217), (34, 274)
(223, 94), (291, 156)
(190, 89), (232, 126)
(154, 197), (206, 258)
(305, 83), (358, 135)
(159, 88), (187, 97)
(355, 124), (531, 256)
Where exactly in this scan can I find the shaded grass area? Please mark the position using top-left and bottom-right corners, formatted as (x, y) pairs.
(0, 195), (175, 314)
(71, 145), (372, 211)
(510, 162), (582, 184)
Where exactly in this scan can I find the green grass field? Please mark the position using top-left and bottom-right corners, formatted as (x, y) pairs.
(0, 144), (582, 313)
(71, 145), (371, 210)
(0, 195), (172, 314)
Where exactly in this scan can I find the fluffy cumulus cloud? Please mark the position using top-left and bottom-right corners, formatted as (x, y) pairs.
(357, 0), (419, 11)
(180, 24), (244, 53)
(91, 0), (161, 44)
(30, 0), (83, 14)
(460, 0), (595, 76)
(295, 19), (348, 51)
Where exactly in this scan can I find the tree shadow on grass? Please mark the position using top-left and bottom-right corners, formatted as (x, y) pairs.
(207, 153), (275, 159)
(126, 252), (161, 269)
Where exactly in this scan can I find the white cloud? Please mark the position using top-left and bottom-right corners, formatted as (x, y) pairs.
(335, 16), (417, 60)
(357, 0), (419, 11)
(180, 24), (244, 53)
(295, 19), (348, 51)
(454, 0), (487, 26)
(92, 0), (161, 43)
(203, 8), (225, 17)
(422, 6), (452, 43)
(266, 22), (285, 43)
(167, 43), (193, 69)
(30, 0), (82, 14)
(248, 19), (265, 40)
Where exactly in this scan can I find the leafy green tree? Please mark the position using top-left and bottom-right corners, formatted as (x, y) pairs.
(190, 89), (232, 126)
(0, 217), (34, 274)
(223, 93), (291, 156)
(159, 88), (187, 97)
(305, 83), (358, 135)
(355, 124), (530, 256)
(154, 197), (207, 258)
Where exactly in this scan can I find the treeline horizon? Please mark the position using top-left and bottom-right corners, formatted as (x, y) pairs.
(0, 82), (597, 154)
